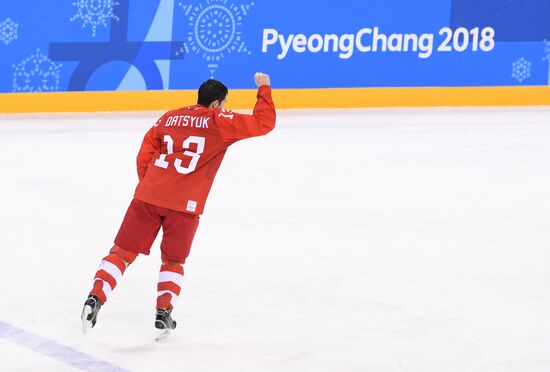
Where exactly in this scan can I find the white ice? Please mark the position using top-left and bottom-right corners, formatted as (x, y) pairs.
(0, 107), (549, 371)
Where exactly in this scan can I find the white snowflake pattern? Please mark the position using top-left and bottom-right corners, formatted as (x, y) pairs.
(178, 0), (254, 77)
(70, 0), (120, 37)
(511, 57), (531, 83)
(12, 49), (63, 92)
(0, 17), (19, 45)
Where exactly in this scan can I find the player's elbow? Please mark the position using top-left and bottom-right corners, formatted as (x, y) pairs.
(137, 166), (147, 181)
(261, 122), (275, 135)
(259, 115), (276, 135)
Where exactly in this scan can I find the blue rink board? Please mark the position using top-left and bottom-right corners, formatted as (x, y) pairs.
(0, 0), (549, 93)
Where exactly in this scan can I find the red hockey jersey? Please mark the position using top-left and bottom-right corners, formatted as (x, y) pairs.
(133, 85), (276, 215)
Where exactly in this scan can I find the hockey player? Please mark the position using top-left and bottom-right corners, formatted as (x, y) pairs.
(81, 72), (276, 338)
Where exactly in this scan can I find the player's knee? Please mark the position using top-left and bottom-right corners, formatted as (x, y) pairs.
(110, 245), (138, 265)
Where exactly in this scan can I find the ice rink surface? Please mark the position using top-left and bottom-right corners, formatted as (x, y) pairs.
(0, 107), (549, 371)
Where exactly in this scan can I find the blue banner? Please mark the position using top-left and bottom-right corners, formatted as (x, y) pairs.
(0, 0), (549, 93)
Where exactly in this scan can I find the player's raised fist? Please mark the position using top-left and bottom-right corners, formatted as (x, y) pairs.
(254, 72), (270, 87)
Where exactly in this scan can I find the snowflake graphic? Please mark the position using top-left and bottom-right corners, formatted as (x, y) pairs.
(0, 17), (19, 45)
(511, 57), (531, 83)
(12, 49), (63, 92)
(178, 0), (254, 77)
(70, 0), (120, 37)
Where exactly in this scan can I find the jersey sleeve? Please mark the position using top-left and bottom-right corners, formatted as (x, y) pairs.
(215, 85), (276, 145)
(136, 124), (162, 181)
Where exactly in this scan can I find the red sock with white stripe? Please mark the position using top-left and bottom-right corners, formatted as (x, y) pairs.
(89, 245), (137, 304)
(157, 263), (184, 309)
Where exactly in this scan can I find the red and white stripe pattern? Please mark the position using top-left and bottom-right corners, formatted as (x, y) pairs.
(90, 254), (127, 304)
(157, 264), (184, 309)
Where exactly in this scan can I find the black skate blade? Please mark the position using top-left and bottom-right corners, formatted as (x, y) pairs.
(81, 305), (93, 334)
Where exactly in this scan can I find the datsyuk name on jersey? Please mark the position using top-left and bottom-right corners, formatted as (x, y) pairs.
(164, 115), (210, 129)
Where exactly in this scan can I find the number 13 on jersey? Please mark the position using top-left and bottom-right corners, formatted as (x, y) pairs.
(154, 135), (205, 174)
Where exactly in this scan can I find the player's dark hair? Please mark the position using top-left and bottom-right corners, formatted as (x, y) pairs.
(197, 79), (228, 107)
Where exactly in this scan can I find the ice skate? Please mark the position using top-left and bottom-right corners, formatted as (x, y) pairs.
(81, 295), (102, 334)
(155, 308), (176, 341)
